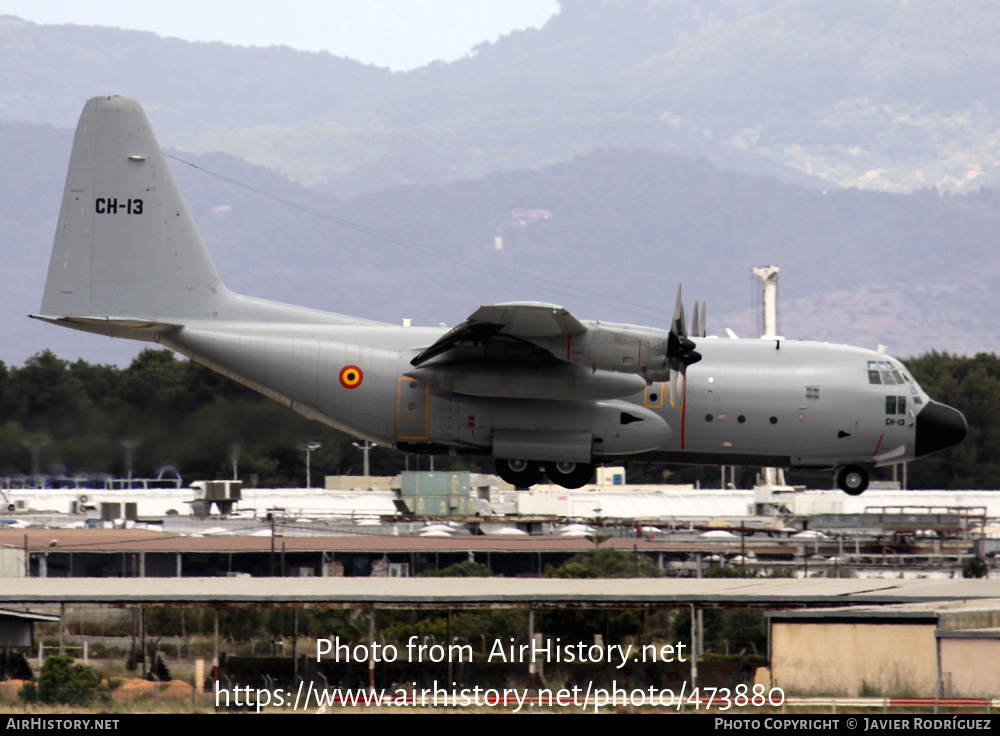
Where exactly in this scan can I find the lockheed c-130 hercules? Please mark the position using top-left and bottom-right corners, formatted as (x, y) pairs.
(33, 96), (967, 494)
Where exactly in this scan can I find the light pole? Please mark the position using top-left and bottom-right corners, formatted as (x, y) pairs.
(121, 439), (142, 489)
(22, 437), (48, 488)
(301, 441), (321, 488)
(351, 440), (378, 477)
(229, 441), (241, 481)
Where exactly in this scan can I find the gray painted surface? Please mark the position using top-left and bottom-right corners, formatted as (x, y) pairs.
(32, 96), (968, 493)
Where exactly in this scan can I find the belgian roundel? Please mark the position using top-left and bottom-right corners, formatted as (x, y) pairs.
(339, 365), (363, 389)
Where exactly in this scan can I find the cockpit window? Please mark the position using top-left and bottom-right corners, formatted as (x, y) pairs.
(868, 360), (910, 385)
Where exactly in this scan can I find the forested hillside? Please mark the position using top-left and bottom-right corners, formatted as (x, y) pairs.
(0, 349), (992, 490)
(2, 0), (998, 477)
(4, 1), (1000, 194)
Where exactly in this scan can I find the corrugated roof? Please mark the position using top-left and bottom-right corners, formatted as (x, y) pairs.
(0, 528), (790, 554)
(2, 577), (999, 608)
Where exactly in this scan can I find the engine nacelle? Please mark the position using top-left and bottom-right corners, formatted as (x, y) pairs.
(529, 323), (670, 377)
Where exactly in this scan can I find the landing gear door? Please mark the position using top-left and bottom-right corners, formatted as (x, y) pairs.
(396, 378), (429, 440)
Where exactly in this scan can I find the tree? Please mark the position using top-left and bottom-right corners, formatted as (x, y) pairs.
(904, 351), (1000, 488)
(544, 547), (662, 579)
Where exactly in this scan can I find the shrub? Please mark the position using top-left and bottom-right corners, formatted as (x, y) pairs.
(20, 655), (108, 706)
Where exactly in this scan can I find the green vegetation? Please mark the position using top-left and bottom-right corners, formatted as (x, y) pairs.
(0, 348), (995, 488)
(962, 556), (989, 578)
(20, 655), (108, 706)
(670, 566), (792, 657)
(0, 348), (484, 487)
(418, 561), (493, 577)
(903, 351), (1000, 488)
(544, 547), (663, 579)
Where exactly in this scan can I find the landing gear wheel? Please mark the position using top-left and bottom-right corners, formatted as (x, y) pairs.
(837, 465), (869, 496)
(546, 461), (595, 489)
(495, 458), (543, 488)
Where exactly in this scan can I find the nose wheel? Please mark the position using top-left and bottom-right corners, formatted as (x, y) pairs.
(837, 465), (869, 496)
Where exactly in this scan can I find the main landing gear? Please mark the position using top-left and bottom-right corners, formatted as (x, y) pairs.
(494, 459), (595, 489)
(836, 464), (869, 496)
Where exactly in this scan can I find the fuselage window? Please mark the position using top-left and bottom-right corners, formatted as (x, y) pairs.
(885, 395), (907, 415)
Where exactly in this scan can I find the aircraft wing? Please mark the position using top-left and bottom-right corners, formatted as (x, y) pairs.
(410, 302), (586, 367)
(466, 302), (587, 338)
(407, 302), (656, 400)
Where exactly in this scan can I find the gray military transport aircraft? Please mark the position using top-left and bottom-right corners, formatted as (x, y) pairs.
(33, 96), (968, 494)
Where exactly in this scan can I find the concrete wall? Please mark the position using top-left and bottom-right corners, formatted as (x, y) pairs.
(939, 637), (1000, 697)
(771, 621), (937, 696)
(0, 548), (25, 577)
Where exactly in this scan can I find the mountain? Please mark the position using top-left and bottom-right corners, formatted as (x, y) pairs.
(2, 1), (998, 366)
(5, 1), (1000, 194)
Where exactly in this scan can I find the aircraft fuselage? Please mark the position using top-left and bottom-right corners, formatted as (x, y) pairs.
(34, 96), (967, 495)
(153, 316), (943, 475)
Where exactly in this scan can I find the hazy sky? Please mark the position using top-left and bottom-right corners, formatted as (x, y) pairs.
(0, 0), (560, 71)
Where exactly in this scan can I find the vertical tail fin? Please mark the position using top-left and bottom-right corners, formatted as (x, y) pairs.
(40, 95), (230, 320)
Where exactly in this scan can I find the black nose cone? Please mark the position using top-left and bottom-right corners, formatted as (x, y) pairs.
(915, 400), (968, 457)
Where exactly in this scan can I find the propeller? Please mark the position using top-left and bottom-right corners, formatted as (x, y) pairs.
(691, 300), (706, 338)
(667, 286), (703, 407)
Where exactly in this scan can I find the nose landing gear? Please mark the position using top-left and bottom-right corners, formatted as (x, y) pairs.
(837, 465), (869, 496)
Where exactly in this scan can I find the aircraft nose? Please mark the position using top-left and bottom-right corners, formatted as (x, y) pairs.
(914, 400), (968, 457)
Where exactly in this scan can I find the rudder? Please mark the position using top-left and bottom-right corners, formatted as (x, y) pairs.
(41, 95), (230, 320)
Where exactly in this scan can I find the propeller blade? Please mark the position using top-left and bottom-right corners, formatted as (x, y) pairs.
(672, 285), (686, 338)
(668, 284), (703, 375)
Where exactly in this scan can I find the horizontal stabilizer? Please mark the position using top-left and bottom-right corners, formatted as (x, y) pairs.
(29, 314), (182, 341)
